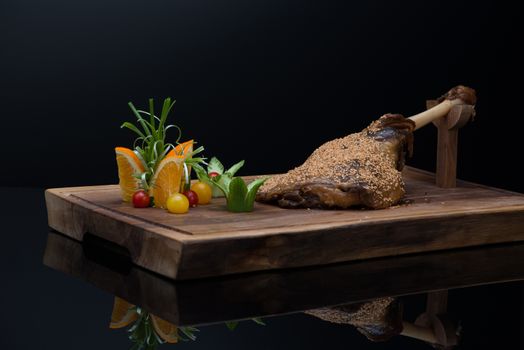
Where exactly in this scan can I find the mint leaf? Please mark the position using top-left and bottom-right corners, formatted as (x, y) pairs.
(225, 160), (245, 176)
(227, 177), (248, 212)
(208, 157), (224, 174)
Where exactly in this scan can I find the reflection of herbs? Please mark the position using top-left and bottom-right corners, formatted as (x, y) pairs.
(126, 307), (265, 349)
(128, 307), (199, 350)
(194, 157), (269, 212)
(128, 309), (162, 350)
(225, 318), (266, 330)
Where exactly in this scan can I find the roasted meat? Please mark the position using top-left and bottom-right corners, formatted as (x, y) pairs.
(256, 85), (476, 210)
(256, 114), (415, 209)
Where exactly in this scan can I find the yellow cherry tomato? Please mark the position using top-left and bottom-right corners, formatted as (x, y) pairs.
(166, 193), (189, 214)
(191, 181), (212, 204)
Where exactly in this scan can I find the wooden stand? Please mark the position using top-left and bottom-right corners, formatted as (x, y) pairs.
(405, 104), (475, 347)
(413, 291), (459, 349)
(427, 100), (476, 188)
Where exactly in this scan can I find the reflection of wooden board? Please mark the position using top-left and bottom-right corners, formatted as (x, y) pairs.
(45, 167), (524, 280)
(43, 231), (524, 326)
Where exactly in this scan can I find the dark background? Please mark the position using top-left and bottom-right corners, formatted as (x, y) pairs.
(1, 2), (523, 349)
(1, 0), (522, 192)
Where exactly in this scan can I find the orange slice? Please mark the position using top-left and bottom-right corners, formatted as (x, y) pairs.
(172, 140), (194, 192)
(172, 140), (194, 157)
(109, 297), (138, 329)
(151, 315), (178, 343)
(115, 147), (145, 202)
(150, 140), (193, 208)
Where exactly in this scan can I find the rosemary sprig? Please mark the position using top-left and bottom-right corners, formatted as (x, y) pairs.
(121, 98), (181, 190)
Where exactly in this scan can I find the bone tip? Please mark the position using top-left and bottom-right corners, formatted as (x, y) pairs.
(438, 85), (477, 105)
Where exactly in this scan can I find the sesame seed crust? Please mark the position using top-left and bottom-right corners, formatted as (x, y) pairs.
(257, 114), (415, 209)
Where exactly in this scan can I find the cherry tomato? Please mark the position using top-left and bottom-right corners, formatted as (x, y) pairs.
(132, 190), (150, 208)
(166, 193), (189, 214)
(183, 190), (199, 207)
(208, 171), (219, 178)
(191, 181), (212, 204)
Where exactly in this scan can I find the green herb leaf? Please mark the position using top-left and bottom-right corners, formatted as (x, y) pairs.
(227, 177), (248, 212)
(211, 174), (229, 197)
(245, 177), (269, 209)
(179, 327), (198, 341)
(148, 98), (155, 130)
(220, 173), (233, 193)
(121, 122), (146, 139)
(225, 321), (239, 331)
(208, 157), (224, 174)
(192, 163), (208, 181)
(122, 98), (183, 190)
(128, 102), (153, 138)
(252, 317), (266, 326)
(226, 160), (245, 176)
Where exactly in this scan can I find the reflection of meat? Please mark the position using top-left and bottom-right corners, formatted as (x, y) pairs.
(305, 297), (403, 342)
(257, 115), (415, 209)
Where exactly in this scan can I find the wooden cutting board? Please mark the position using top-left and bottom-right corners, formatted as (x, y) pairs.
(43, 231), (524, 326)
(45, 167), (524, 280)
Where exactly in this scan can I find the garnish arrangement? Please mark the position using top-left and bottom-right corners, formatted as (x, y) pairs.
(115, 98), (268, 213)
(194, 158), (269, 212)
(109, 297), (265, 349)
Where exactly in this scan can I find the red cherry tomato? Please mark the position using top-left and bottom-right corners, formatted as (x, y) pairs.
(208, 171), (219, 178)
(183, 190), (199, 207)
(132, 190), (150, 208)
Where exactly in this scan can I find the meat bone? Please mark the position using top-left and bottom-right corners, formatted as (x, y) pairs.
(408, 85), (477, 130)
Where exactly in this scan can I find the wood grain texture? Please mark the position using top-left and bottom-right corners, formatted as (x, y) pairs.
(45, 167), (524, 280)
(43, 231), (524, 326)
(428, 100), (475, 188)
(435, 123), (459, 188)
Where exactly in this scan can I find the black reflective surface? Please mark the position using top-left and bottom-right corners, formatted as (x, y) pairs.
(2, 187), (523, 349)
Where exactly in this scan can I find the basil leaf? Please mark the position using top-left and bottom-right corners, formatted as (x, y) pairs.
(225, 160), (245, 176)
(208, 157), (224, 174)
(227, 177), (248, 212)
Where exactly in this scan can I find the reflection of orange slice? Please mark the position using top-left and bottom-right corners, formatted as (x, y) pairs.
(149, 140), (193, 209)
(109, 297), (138, 329)
(115, 147), (145, 202)
(151, 315), (178, 343)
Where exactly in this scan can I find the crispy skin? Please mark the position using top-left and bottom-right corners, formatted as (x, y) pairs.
(438, 85), (477, 105)
(256, 114), (415, 209)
